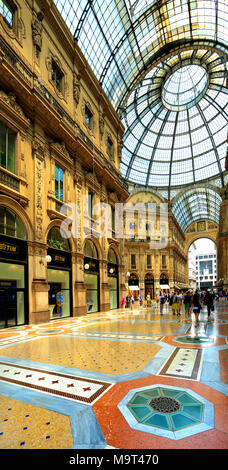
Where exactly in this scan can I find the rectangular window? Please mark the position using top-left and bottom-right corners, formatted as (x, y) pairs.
(51, 60), (63, 92)
(147, 254), (152, 268)
(88, 191), (94, 218)
(0, 0), (14, 27)
(0, 121), (16, 173)
(162, 254), (166, 268)
(131, 254), (136, 269)
(111, 206), (115, 234)
(55, 165), (64, 201)
(107, 137), (114, 159)
(85, 106), (93, 129)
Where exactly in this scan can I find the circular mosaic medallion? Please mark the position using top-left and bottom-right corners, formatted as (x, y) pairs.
(175, 335), (214, 345)
(36, 329), (63, 335)
(118, 385), (214, 440)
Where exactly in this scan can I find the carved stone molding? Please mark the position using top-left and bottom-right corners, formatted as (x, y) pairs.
(0, 90), (30, 130)
(99, 109), (105, 139)
(50, 141), (73, 168)
(32, 140), (45, 242)
(73, 72), (81, 107)
(31, 10), (43, 52)
(86, 171), (100, 192)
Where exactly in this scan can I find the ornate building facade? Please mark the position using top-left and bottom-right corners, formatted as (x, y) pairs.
(0, 0), (129, 327)
(123, 190), (188, 299)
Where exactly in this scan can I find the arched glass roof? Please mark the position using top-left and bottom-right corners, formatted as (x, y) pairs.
(172, 187), (222, 231)
(53, 0), (228, 196)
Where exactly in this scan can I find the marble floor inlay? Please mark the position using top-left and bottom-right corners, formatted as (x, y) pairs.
(158, 348), (203, 380)
(0, 361), (112, 404)
(1, 301), (228, 449)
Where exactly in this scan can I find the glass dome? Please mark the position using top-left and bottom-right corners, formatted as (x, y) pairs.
(121, 49), (228, 189)
(162, 65), (209, 111)
(53, 0), (228, 192)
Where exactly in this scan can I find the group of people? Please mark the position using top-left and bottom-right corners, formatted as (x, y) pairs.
(122, 288), (216, 325)
(159, 288), (215, 324)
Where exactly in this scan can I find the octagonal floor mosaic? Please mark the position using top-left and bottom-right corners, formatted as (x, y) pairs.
(118, 384), (214, 440)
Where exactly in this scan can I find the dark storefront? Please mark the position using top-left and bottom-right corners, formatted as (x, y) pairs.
(47, 227), (72, 319)
(0, 233), (28, 328)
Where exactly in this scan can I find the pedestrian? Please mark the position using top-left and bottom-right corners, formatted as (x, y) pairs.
(175, 290), (182, 316)
(204, 289), (214, 319)
(192, 289), (202, 326)
(184, 291), (191, 316)
(172, 292), (178, 315)
(121, 298), (126, 308)
(146, 293), (151, 307)
(159, 293), (166, 315)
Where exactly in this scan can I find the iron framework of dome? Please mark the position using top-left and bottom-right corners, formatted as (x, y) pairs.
(53, 0), (228, 202)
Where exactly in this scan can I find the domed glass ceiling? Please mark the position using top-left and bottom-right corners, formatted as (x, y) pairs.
(54, 0), (228, 195)
(161, 65), (209, 111)
(121, 48), (228, 188)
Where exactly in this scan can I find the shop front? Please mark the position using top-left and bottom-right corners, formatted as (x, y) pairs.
(108, 248), (119, 310)
(145, 273), (154, 299)
(160, 273), (169, 292)
(128, 273), (139, 300)
(84, 239), (100, 313)
(0, 207), (28, 328)
(47, 227), (72, 319)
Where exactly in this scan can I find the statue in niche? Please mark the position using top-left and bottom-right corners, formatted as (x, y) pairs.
(31, 11), (44, 52)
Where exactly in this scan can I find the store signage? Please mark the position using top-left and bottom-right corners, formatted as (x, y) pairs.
(53, 254), (66, 263)
(47, 248), (71, 269)
(0, 242), (18, 254)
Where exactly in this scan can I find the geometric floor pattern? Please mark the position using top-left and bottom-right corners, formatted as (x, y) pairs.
(119, 385), (214, 440)
(0, 300), (228, 449)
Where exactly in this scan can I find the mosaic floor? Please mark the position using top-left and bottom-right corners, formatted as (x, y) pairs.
(0, 300), (228, 449)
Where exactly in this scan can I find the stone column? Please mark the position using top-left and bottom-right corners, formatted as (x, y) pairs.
(30, 139), (50, 324)
(100, 259), (110, 311)
(218, 192), (228, 289)
(73, 253), (87, 316)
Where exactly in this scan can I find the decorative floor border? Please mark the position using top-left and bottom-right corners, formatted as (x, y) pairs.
(158, 348), (203, 380)
(0, 361), (112, 405)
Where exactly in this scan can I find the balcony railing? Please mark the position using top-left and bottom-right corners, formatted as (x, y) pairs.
(0, 167), (19, 191)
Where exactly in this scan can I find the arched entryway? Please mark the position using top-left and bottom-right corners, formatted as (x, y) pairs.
(144, 273), (154, 299)
(84, 239), (100, 313)
(0, 206), (28, 328)
(188, 237), (217, 292)
(47, 226), (72, 319)
(108, 247), (119, 309)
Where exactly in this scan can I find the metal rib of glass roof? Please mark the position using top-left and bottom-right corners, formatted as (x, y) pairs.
(53, 0), (228, 194)
(172, 187), (222, 231)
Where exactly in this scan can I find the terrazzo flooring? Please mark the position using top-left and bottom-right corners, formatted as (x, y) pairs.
(0, 300), (228, 450)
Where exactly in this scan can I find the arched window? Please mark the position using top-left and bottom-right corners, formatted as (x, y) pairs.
(108, 247), (117, 264)
(47, 226), (70, 251)
(84, 239), (98, 259)
(0, 206), (27, 240)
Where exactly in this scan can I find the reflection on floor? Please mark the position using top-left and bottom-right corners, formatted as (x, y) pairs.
(0, 300), (228, 449)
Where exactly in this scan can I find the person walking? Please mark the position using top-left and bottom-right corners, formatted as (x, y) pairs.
(159, 293), (166, 315)
(204, 289), (214, 319)
(184, 291), (192, 316)
(192, 289), (202, 326)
